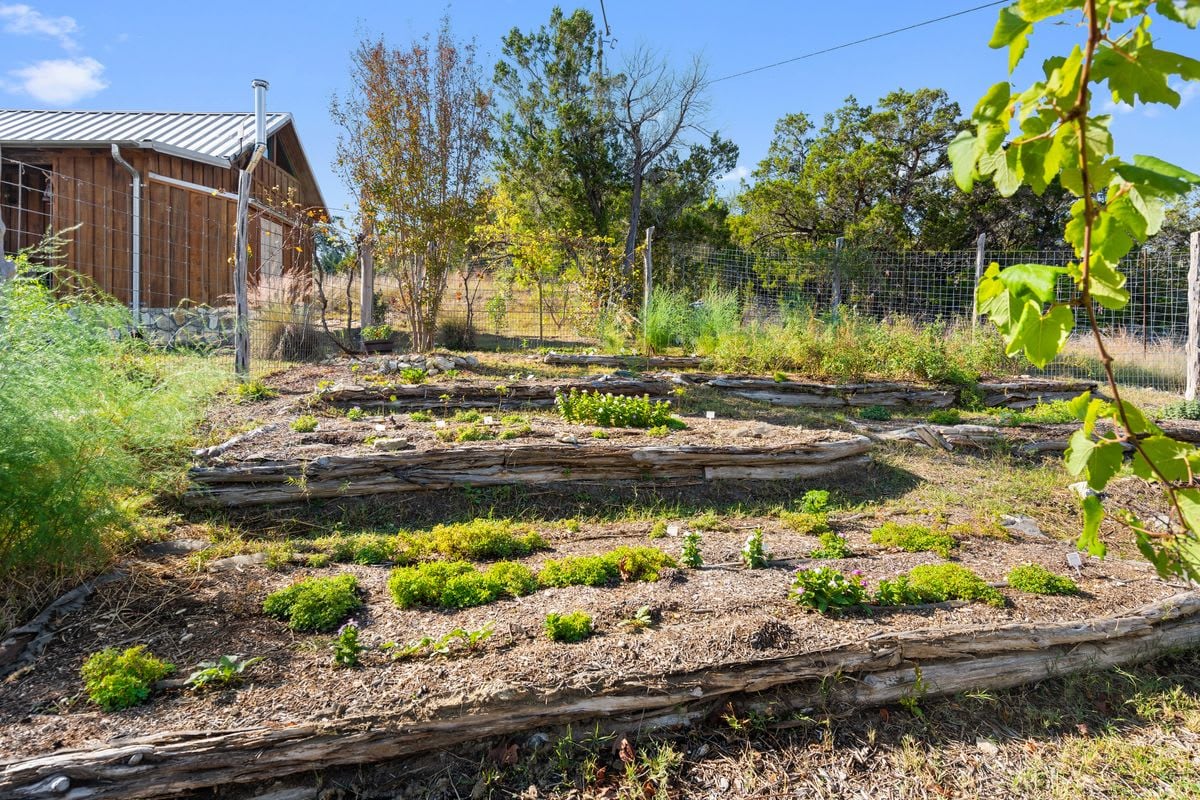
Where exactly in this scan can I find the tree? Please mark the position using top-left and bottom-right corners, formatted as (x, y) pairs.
(332, 20), (492, 350)
(614, 47), (709, 278)
(639, 132), (739, 252)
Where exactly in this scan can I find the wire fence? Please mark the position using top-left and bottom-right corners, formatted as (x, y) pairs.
(0, 153), (1194, 390)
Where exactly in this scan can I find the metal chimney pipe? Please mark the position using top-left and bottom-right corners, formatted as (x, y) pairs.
(251, 78), (269, 157)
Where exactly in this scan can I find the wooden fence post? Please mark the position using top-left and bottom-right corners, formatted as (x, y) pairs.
(1187, 231), (1200, 401)
(359, 214), (374, 331)
(233, 168), (252, 376)
(972, 233), (987, 329)
(642, 226), (654, 354)
(831, 237), (844, 314)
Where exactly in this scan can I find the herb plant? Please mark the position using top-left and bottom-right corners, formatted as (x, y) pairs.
(555, 389), (680, 429)
(81, 646), (174, 711)
(332, 622), (363, 668)
(681, 531), (703, 568)
(262, 574), (362, 632)
(740, 530), (770, 569)
(291, 414), (318, 433)
(870, 522), (956, 558)
(1007, 563), (1080, 595)
(790, 567), (869, 614)
(809, 531), (852, 559)
(875, 564), (1005, 608)
(186, 655), (263, 689)
(544, 611), (594, 642)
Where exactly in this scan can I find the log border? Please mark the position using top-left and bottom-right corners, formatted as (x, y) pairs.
(4, 591), (1198, 799)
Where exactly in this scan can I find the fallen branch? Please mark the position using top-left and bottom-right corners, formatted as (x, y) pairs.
(4, 591), (1197, 799)
(193, 424), (282, 461)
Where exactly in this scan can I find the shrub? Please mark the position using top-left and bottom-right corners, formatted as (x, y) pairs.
(858, 405), (892, 421)
(740, 530), (770, 569)
(438, 319), (476, 350)
(262, 574), (362, 632)
(606, 546), (677, 582)
(681, 531), (703, 568)
(544, 611), (594, 643)
(186, 654), (263, 689)
(427, 519), (547, 561)
(291, 415), (318, 433)
(537, 555), (619, 588)
(779, 510), (831, 535)
(399, 367), (428, 385)
(875, 564), (1005, 608)
(235, 379), (277, 403)
(809, 532), (852, 559)
(926, 409), (963, 426)
(387, 560), (536, 609)
(388, 561), (475, 608)
(81, 646), (174, 711)
(870, 522), (956, 558)
(1007, 563), (1080, 596)
(790, 567), (869, 614)
(0, 272), (228, 589)
(361, 323), (393, 341)
(555, 389), (680, 429)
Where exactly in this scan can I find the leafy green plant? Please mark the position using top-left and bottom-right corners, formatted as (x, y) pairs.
(591, 429), (609, 439)
(291, 414), (319, 433)
(779, 510), (831, 535)
(1007, 563), (1080, 596)
(544, 611), (594, 643)
(235, 379), (277, 403)
(453, 409), (484, 423)
(993, 400), (1077, 427)
(606, 546), (677, 581)
(870, 521), (956, 558)
(648, 520), (668, 539)
(809, 531), (852, 559)
(690, 511), (726, 531)
(927, 409), (963, 426)
(621, 605), (655, 631)
(537, 554), (619, 588)
(555, 389), (681, 429)
(1160, 399), (1200, 421)
(645, 424), (671, 437)
(383, 622), (495, 661)
(952, 0), (1200, 579)
(858, 405), (892, 421)
(681, 531), (703, 568)
(799, 489), (831, 514)
(186, 654), (263, 689)
(387, 560), (536, 609)
(399, 367), (428, 385)
(790, 567), (868, 614)
(345, 406), (366, 421)
(427, 519), (546, 560)
(81, 646), (174, 711)
(875, 564), (1005, 608)
(740, 530), (770, 569)
(332, 622), (363, 668)
(361, 323), (393, 341)
(410, 410), (434, 422)
(262, 574), (362, 632)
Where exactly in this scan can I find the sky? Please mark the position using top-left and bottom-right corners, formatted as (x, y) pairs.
(2, 0), (1199, 215)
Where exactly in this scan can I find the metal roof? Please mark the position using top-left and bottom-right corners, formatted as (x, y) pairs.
(0, 110), (293, 167)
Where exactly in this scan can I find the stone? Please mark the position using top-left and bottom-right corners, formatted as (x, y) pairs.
(140, 539), (210, 557)
(463, 355), (479, 367)
(372, 437), (412, 452)
(1000, 514), (1047, 539)
(170, 308), (189, 326)
(430, 356), (455, 371)
(207, 553), (267, 572)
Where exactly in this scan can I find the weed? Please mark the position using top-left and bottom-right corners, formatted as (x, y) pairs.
(875, 564), (1005, 608)
(453, 409), (484, 423)
(621, 605), (655, 631)
(564, 518), (582, 533)
(740, 529), (770, 569)
(691, 511), (726, 531)
(779, 510), (831, 535)
(871, 521), (956, 558)
(81, 646), (174, 711)
(306, 553), (331, 568)
(399, 367), (428, 385)
(993, 399), (1077, 426)
(773, 370), (788, 382)
(186, 654), (263, 689)
(383, 622), (494, 661)
(235, 379), (277, 403)
(859, 404), (892, 421)
(331, 622), (363, 668)
(345, 406), (366, 421)
(810, 531), (853, 559)
(649, 520), (668, 539)
(545, 611), (594, 643)
(555, 389), (681, 429)
(645, 424), (671, 437)
(262, 574), (361, 632)
(1007, 563), (1080, 595)
(1160, 399), (1200, 420)
(591, 429), (609, 439)
(452, 423), (495, 442)
(261, 542), (293, 571)
(791, 567), (869, 614)
(681, 531), (703, 568)
(426, 518), (546, 560)
(291, 415), (318, 433)
(927, 408), (963, 425)
(409, 411), (434, 422)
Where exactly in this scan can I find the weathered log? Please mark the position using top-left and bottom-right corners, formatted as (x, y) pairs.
(185, 436), (875, 508)
(319, 377), (673, 411)
(192, 424), (282, 461)
(3, 591), (1197, 799)
(975, 377), (1098, 409)
(543, 352), (704, 369)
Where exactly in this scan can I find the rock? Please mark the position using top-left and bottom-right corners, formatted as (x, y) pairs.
(464, 355), (479, 367)
(976, 737), (1000, 755)
(207, 553), (267, 572)
(430, 356), (455, 371)
(1000, 514), (1048, 540)
(140, 539), (210, 557)
(385, 360), (398, 373)
(372, 437), (412, 452)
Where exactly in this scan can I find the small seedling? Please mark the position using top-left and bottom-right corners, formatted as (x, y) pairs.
(186, 655), (264, 689)
(740, 529), (770, 569)
(620, 605), (655, 631)
(291, 415), (318, 433)
(681, 531), (703, 568)
(346, 406), (366, 421)
(410, 411), (434, 422)
(332, 622), (363, 668)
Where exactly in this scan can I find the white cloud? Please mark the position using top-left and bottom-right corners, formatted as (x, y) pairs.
(0, 3), (78, 50)
(7, 57), (107, 104)
(719, 165), (750, 183)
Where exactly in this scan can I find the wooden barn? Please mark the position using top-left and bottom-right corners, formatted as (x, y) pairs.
(0, 108), (327, 310)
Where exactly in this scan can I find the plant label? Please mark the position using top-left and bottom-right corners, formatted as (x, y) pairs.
(705, 411), (716, 420)
(483, 416), (495, 425)
(435, 420), (447, 429)
(1066, 552), (1083, 570)
(667, 524), (680, 537)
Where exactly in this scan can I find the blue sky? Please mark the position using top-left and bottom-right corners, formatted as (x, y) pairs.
(3, 1), (1198, 214)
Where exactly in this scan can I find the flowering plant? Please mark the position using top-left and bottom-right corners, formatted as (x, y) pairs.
(790, 567), (868, 614)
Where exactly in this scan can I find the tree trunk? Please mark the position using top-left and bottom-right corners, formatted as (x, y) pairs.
(623, 162), (645, 284)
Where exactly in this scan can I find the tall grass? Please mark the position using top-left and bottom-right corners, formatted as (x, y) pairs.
(0, 269), (227, 614)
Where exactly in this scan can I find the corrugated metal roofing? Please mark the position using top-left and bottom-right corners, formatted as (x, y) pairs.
(0, 110), (293, 165)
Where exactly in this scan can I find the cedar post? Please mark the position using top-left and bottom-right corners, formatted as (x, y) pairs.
(972, 232), (986, 329)
(1187, 231), (1200, 401)
(359, 213), (374, 330)
(831, 237), (844, 315)
(642, 226), (655, 354)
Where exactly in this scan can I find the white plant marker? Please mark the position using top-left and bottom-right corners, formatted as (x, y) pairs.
(483, 415), (495, 425)
(374, 424), (386, 432)
(435, 420), (447, 429)
(1066, 551), (1084, 572)
(705, 411), (716, 420)
(666, 524), (680, 537)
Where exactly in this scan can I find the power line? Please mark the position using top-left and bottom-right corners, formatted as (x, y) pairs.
(706, 1), (1008, 86)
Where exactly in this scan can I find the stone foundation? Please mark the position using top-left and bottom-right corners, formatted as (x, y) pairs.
(139, 305), (236, 348)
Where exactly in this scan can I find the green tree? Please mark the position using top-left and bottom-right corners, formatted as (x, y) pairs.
(952, 0), (1200, 579)
(639, 132), (739, 252)
(332, 20), (492, 351)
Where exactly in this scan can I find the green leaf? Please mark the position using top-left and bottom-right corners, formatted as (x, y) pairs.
(1157, 0), (1200, 28)
(973, 82), (1012, 124)
(1014, 303), (1073, 367)
(989, 7), (1033, 71)
(1064, 429), (1094, 476)
(1110, 400), (1162, 436)
(998, 263), (1064, 303)
(1088, 441), (1126, 490)
(1067, 390), (1092, 424)
(1087, 258), (1131, 310)
(1131, 435), (1195, 482)
(1018, 0), (1071, 22)
(1078, 494), (1107, 557)
(948, 130), (979, 192)
(1176, 488), (1200, 535)
(1115, 155), (1200, 197)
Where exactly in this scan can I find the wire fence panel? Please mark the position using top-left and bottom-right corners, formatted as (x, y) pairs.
(0, 153), (1192, 390)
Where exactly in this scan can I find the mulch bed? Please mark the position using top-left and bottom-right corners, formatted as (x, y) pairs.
(0, 515), (1182, 763)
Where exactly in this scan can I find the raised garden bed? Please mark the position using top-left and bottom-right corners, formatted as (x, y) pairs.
(318, 376), (674, 411)
(0, 515), (1191, 799)
(543, 352), (704, 369)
